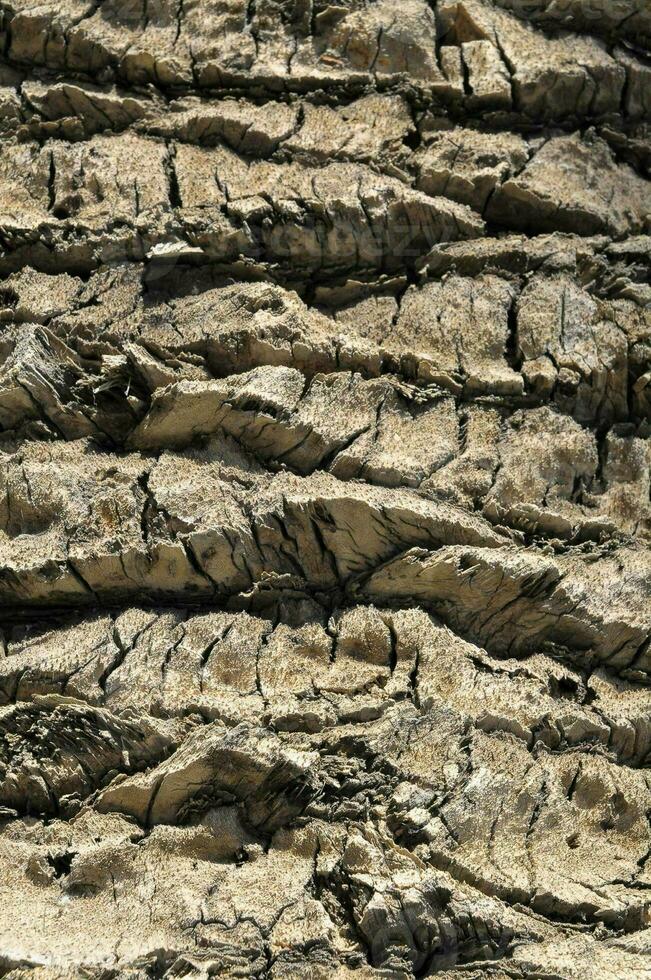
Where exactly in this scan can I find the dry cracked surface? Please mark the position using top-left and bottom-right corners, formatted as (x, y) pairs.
(0, 2), (649, 979)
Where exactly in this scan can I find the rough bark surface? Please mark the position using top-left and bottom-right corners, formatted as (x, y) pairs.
(0, 1), (649, 978)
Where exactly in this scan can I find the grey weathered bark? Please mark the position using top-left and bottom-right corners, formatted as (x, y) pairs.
(0, 1), (649, 977)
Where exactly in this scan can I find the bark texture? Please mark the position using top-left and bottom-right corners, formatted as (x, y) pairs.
(0, 1), (649, 978)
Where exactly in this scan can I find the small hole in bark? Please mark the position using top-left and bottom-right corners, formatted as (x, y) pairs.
(549, 675), (580, 700)
(46, 851), (77, 878)
(403, 129), (421, 151)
